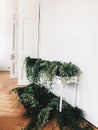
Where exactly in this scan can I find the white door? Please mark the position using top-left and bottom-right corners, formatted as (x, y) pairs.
(10, 11), (18, 78)
(18, 0), (40, 85)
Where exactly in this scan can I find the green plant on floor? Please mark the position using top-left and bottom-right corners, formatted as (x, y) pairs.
(25, 57), (81, 86)
(16, 84), (93, 130)
(15, 57), (93, 130)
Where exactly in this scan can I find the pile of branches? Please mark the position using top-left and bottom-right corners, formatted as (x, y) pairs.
(16, 84), (93, 130)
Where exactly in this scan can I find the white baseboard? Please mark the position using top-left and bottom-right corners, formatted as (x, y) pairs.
(0, 69), (10, 71)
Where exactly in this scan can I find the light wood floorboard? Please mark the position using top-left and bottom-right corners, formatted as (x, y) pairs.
(0, 71), (29, 130)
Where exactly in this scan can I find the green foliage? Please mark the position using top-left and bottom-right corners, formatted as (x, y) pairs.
(38, 107), (53, 127)
(25, 57), (81, 85)
(16, 84), (93, 130)
(15, 57), (93, 130)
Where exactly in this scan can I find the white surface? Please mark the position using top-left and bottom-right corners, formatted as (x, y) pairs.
(0, 0), (17, 71)
(51, 79), (77, 107)
(40, 0), (98, 127)
(18, 0), (40, 85)
(10, 11), (18, 78)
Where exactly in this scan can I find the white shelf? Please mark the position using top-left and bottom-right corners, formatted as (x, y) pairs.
(55, 76), (79, 86)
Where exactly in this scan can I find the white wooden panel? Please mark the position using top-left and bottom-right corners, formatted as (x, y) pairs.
(18, 0), (40, 85)
(10, 11), (18, 78)
(23, 18), (38, 51)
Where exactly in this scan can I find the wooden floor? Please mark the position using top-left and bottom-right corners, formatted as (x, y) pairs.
(0, 71), (97, 130)
(0, 71), (30, 130)
(0, 71), (59, 130)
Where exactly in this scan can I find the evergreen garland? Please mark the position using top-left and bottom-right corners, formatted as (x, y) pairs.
(16, 84), (93, 130)
(25, 57), (81, 85)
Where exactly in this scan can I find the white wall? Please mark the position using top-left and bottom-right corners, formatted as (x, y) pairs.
(0, 0), (17, 71)
(40, 0), (98, 127)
